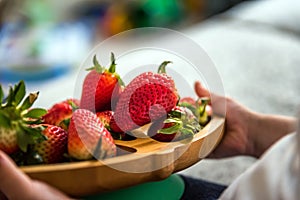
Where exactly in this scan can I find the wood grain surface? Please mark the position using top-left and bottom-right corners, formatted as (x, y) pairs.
(21, 116), (224, 197)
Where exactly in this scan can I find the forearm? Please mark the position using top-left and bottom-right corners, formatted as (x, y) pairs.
(248, 112), (297, 158)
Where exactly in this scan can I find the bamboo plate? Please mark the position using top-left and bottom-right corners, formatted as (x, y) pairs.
(20, 116), (224, 197)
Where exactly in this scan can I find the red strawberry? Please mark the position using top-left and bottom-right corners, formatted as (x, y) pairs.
(0, 81), (47, 154)
(80, 53), (124, 112)
(42, 98), (79, 130)
(68, 109), (116, 160)
(110, 61), (179, 133)
(96, 110), (128, 140)
(96, 110), (113, 129)
(149, 106), (201, 142)
(0, 128), (18, 154)
(33, 124), (68, 164)
(148, 118), (179, 142)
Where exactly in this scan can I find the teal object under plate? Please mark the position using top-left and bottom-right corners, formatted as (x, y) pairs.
(85, 174), (185, 200)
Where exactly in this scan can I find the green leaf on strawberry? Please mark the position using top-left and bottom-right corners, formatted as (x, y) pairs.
(0, 81), (47, 155)
(23, 108), (47, 119)
(149, 106), (201, 142)
(0, 110), (10, 128)
(157, 118), (182, 134)
(179, 97), (211, 126)
(13, 80), (26, 106)
(20, 92), (39, 110)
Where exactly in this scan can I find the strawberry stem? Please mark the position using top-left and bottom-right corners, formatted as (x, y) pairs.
(86, 55), (105, 73)
(158, 61), (172, 74)
(108, 52), (116, 73)
(109, 53), (125, 86)
(198, 97), (210, 116)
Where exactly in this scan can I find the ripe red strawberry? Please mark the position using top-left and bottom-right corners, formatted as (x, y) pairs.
(80, 53), (124, 112)
(0, 81), (47, 154)
(96, 110), (113, 129)
(68, 109), (116, 160)
(149, 106), (201, 142)
(110, 61), (179, 133)
(33, 124), (68, 164)
(42, 98), (79, 130)
(148, 119), (179, 142)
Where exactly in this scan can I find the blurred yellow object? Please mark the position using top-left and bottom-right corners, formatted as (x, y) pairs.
(102, 4), (133, 36)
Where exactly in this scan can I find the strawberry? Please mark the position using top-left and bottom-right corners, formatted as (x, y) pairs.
(33, 124), (68, 164)
(149, 106), (201, 142)
(110, 61), (179, 133)
(42, 98), (79, 130)
(96, 110), (113, 129)
(101, 112), (134, 140)
(148, 119), (179, 142)
(0, 81), (47, 154)
(179, 97), (212, 126)
(68, 109), (116, 160)
(80, 53), (124, 112)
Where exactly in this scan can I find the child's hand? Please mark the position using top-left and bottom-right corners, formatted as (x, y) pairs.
(0, 150), (72, 200)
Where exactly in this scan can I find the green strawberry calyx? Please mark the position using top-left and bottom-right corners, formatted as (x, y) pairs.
(195, 97), (210, 126)
(156, 107), (201, 140)
(158, 61), (172, 74)
(157, 118), (182, 134)
(0, 81), (47, 153)
(178, 97), (211, 126)
(86, 53), (125, 87)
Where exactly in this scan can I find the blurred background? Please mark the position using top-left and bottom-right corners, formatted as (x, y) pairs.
(1, 0), (300, 186)
(0, 0), (248, 83)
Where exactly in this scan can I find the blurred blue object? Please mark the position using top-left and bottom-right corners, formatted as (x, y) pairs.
(0, 20), (92, 83)
(0, 63), (70, 83)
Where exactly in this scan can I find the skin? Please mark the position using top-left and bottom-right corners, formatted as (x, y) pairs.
(0, 151), (72, 200)
(0, 81), (297, 199)
(194, 81), (297, 158)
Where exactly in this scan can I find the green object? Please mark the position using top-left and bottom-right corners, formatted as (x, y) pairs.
(24, 0), (55, 25)
(85, 174), (185, 200)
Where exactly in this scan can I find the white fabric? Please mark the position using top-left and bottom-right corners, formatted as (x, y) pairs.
(220, 132), (300, 200)
(228, 0), (300, 32)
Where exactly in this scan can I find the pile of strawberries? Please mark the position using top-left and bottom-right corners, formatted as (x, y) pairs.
(0, 53), (211, 166)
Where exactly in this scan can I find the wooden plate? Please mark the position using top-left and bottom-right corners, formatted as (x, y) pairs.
(20, 116), (224, 197)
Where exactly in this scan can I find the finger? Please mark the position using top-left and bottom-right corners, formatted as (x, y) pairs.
(0, 150), (33, 200)
(194, 81), (210, 97)
(194, 81), (226, 117)
(0, 151), (71, 200)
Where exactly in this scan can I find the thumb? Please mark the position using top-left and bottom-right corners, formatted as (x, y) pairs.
(194, 81), (226, 117)
(194, 81), (210, 97)
(0, 150), (33, 200)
